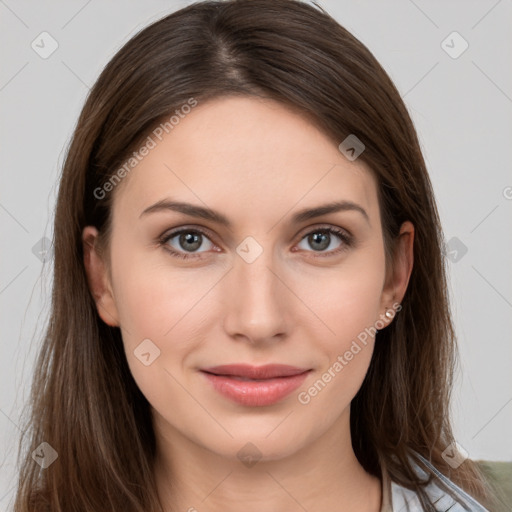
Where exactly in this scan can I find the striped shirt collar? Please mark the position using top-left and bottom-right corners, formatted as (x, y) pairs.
(378, 452), (489, 511)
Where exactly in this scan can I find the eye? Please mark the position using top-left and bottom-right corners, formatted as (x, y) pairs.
(158, 225), (353, 261)
(159, 228), (216, 260)
(295, 226), (353, 256)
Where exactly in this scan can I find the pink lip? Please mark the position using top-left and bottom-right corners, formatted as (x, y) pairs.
(200, 364), (311, 407)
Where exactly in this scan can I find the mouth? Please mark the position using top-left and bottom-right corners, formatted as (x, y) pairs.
(199, 364), (312, 406)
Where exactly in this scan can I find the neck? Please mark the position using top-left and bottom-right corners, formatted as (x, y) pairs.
(153, 408), (382, 512)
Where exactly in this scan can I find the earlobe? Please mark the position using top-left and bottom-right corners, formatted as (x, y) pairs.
(82, 226), (120, 327)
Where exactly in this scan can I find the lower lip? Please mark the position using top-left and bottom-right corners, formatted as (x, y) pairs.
(201, 370), (310, 406)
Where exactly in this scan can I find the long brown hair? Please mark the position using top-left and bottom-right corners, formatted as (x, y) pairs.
(13, 1), (497, 510)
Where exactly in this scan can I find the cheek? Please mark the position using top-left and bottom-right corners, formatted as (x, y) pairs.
(110, 251), (221, 413)
(111, 232), (207, 327)
(297, 249), (386, 346)
(295, 250), (385, 401)
(110, 244), (226, 365)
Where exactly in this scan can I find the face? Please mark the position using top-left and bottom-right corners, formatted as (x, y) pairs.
(83, 96), (412, 465)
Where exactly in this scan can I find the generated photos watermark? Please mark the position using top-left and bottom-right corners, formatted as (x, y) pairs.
(93, 97), (198, 200)
(298, 301), (402, 405)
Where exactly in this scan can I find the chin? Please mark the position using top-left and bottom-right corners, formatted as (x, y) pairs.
(201, 424), (313, 464)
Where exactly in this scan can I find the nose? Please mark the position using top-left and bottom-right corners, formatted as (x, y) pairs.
(222, 243), (289, 345)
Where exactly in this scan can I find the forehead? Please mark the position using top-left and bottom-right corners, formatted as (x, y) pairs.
(112, 96), (379, 228)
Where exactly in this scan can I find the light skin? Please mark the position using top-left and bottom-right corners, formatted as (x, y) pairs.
(83, 96), (414, 512)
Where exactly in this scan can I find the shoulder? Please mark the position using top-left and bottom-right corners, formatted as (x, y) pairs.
(390, 453), (489, 512)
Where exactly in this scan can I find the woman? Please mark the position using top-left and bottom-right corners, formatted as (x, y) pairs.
(13, 1), (499, 510)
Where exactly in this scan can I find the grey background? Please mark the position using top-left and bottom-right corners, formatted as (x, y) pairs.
(1, 0), (511, 507)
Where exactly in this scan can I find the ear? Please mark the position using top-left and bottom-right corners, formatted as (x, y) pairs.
(82, 226), (120, 327)
(379, 221), (414, 324)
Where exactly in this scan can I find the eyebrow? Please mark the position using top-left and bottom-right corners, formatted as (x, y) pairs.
(139, 199), (370, 227)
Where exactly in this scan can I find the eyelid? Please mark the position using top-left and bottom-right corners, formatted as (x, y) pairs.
(296, 222), (352, 240)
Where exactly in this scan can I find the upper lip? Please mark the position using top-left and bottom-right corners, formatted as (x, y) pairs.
(200, 364), (310, 379)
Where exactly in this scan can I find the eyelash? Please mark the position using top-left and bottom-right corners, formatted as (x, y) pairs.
(158, 225), (354, 261)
